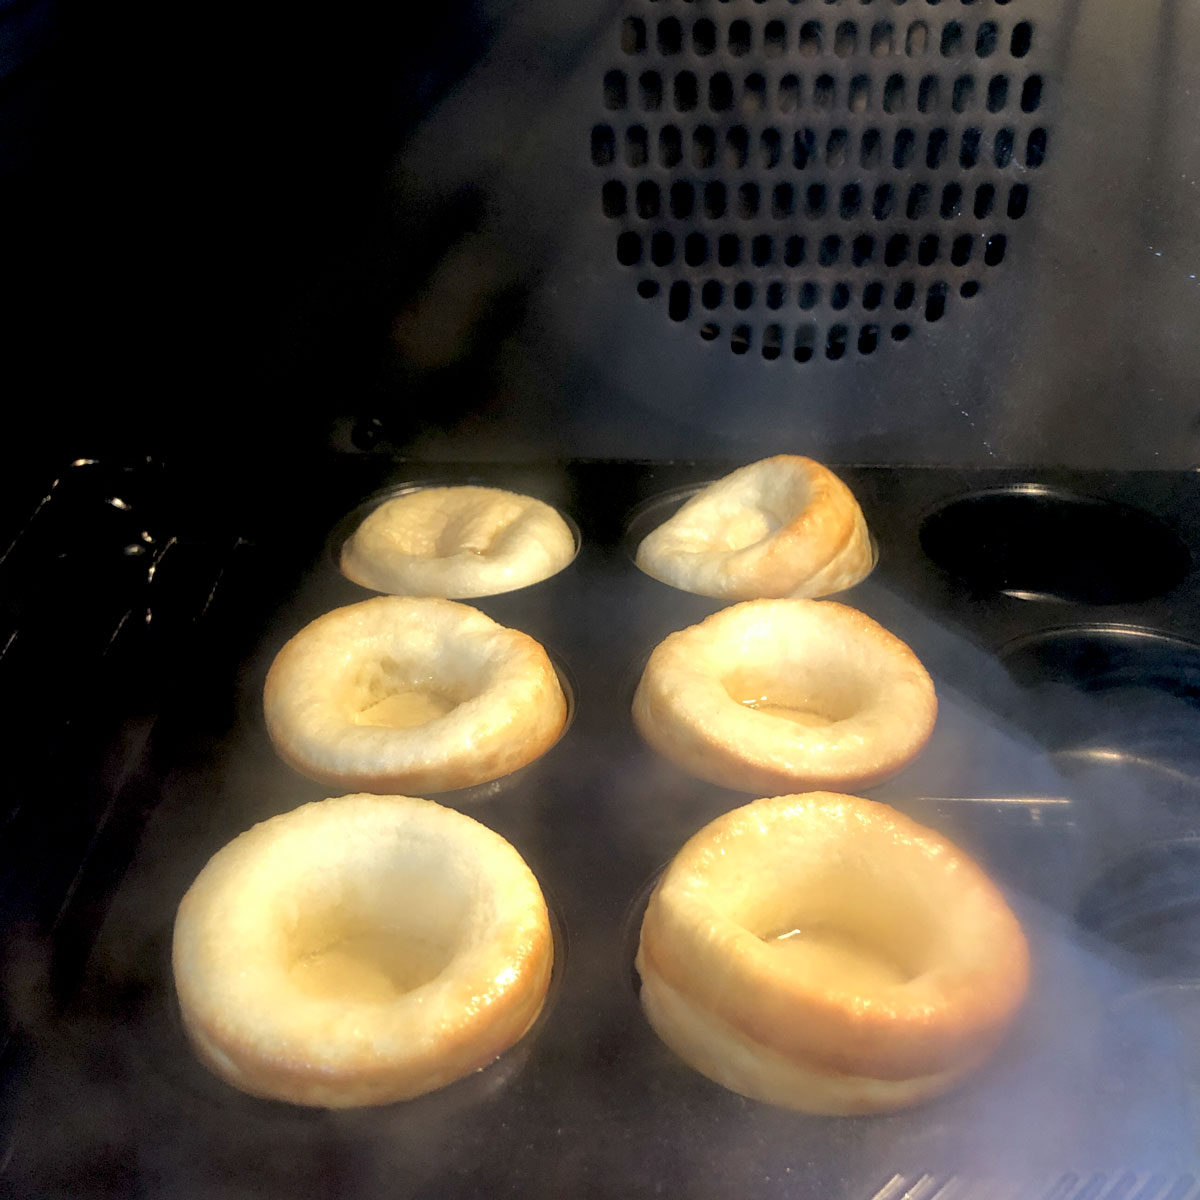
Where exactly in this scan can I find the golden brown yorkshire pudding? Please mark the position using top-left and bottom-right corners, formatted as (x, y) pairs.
(634, 456), (874, 600)
(264, 597), (568, 794)
(633, 599), (936, 794)
(340, 486), (576, 598)
(636, 793), (1030, 1114)
(172, 794), (554, 1108)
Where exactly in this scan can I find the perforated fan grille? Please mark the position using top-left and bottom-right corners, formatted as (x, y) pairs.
(591, 0), (1051, 363)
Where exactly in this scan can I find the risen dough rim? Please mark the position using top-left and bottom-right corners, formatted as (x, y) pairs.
(340, 486), (577, 598)
(635, 792), (1030, 1114)
(634, 456), (874, 600)
(172, 793), (554, 1108)
(264, 596), (568, 794)
(632, 599), (937, 793)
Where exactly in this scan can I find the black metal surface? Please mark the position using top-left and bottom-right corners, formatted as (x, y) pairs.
(3, 457), (1200, 1197)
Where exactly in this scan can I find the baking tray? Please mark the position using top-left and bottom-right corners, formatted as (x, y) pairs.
(4, 458), (1200, 1199)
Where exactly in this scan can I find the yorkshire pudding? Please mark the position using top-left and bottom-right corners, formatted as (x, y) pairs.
(264, 597), (568, 794)
(172, 793), (554, 1107)
(340, 486), (576, 598)
(636, 793), (1030, 1114)
(634, 456), (874, 600)
(633, 599), (936, 793)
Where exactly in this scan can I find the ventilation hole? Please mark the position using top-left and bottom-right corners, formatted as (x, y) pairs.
(693, 18), (716, 56)
(906, 182), (930, 219)
(860, 128), (882, 168)
(885, 234), (910, 267)
(761, 128), (782, 169)
(994, 128), (1015, 168)
(755, 323), (780, 360)
(743, 73), (767, 114)
(940, 21), (963, 56)
(765, 19), (786, 57)
(806, 184), (828, 217)
(918, 74), (940, 112)
(626, 126), (649, 167)
(651, 231), (675, 266)
(849, 74), (871, 112)
(704, 181), (727, 218)
(731, 324), (751, 355)
(798, 280), (819, 309)
(636, 181), (661, 219)
(708, 72), (732, 111)
(906, 21), (928, 56)
(873, 183), (895, 220)
(693, 126), (716, 168)
(779, 74), (801, 111)
(1021, 74), (1043, 113)
(640, 72), (663, 111)
(925, 281), (947, 322)
(617, 231), (642, 265)
(766, 281), (786, 309)
(841, 184), (863, 219)
(729, 19), (752, 55)
(863, 280), (884, 310)
(871, 21), (894, 55)
(670, 182), (695, 220)
(604, 71), (628, 110)
(918, 234), (940, 266)
(852, 234), (874, 266)
(952, 74), (974, 112)
(726, 126), (749, 169)
(718, 233), (740, 266)
(637, 279), (658, 299)
(1027, 127), (1047, 168)
(926, 128), (949, 168)
(701, 280), (723, 308)
(785, 235), (806, 266)
(985, 233), (1007, 266)
(831, 281), (851, 310)
(794, 325), (816, 363)
(657, 17), (682, 55)
(892, 323), (911, 341)
(591, 125), (616, 166)
(986, 74), (1008, 112)
(884, 73), (906, 113)
(668, 280), (691, 321)
(826, 129), (850, 167)
(794, 129), (816, 168)
(675, 72), (699, 111)
(602, 181), (627, 218)
(659, 125), (682, 167)
(826, 325), (848, 361)
(819, 235), (841, 267)
(960, 279), (980, 298)
(940, 181), (962, 217)
(733, 281), (754, 310)
(684, 231), (708, 266)
(975, 20), (998, 57)
(1011, 21), (1032, 58)
(951, 233), (973, 265)
(700, 322), (720, 341)
(858, 324), (880, 354)
(736, 183), (759, 218)
(622, 17), (647, 55)
(974, 181), (995, 217)
(893, 128), (916, 168)
(1008, 182), (1029, 219)
(960, 127), (981, 167)
(752, 234), (773, 266)
(815, 74), (836, 109)
(800, 21), (822, 55)
(895, 280), (915, 309)
(835, 20), (858, 56)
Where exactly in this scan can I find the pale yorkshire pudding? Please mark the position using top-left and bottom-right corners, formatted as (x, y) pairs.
(633, 599), (937, 793)
(172, 793), (554, 1108)
(264, 597), (568, 794)
(636, 792), (1030, 1114)
(340, 486), (576, 598)
(634, 456), (874, 600)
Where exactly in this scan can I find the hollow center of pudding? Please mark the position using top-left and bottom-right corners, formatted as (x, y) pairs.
(354, 687), (460, 728)
(709, 507), (779, 552)
(290, 928), (455, 1002)
(765, 925), (911, 990)
(724, 671), (860, 727)
(348, 656), (472, 728)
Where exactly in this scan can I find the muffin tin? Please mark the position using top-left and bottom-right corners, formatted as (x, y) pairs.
(3, 458), (1200, 1198)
